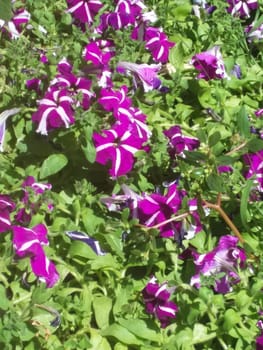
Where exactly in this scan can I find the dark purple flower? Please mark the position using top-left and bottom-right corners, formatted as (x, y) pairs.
(142, 276), (178, 328)
(0, 195), (16, 233)
(256, 333), (263, 350)
(12, 224), (59, 288)
(145, 27), (175, 63)
(164, 125), (200, 157)
(227, 0), (258, 18)
(218, 165), (233, 173)
(26, 78), (41, 93)
(190, 235), (246, 293)
(93, 122), (148, 177)
(32, 87), (75, 135)
(191, 46), (228, 80)
(66, 0), (103, 25)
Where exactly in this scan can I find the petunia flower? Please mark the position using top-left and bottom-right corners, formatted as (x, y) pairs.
(245, 22), (263, 43)
(0, 108), (21, 152)
(0, 8), (30, 39)
(32, 87), (75, 135)
(12, 224), (59, 288)
(226, 0), (258, 18)
(191, 46), (228, 80)
(0, 195), (16, 233)
(117, 61), (162, 92)
(145, 27), (175, 63)
(243, 150), (263, 192)
(93, 122), (147, 177)
(66, 0), (103, 25)
(189, 235), (246, 293)
(142, 276), (178, 328)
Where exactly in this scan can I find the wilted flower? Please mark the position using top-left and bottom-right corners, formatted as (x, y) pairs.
(65, 231), (106, 255)
(0, 108), (21, 152)
(245, 22), (263, 42)
(189, 235), (246, 293)
(191, 46), (228, 80)
(142, 276), (178, 328)
(12, 224), (59, 288)
(117, 61), (162, 92)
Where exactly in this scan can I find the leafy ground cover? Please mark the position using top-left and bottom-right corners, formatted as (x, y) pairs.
(0, 0), (263, 349)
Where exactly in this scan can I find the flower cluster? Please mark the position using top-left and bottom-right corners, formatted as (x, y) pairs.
(142, 276), (178, 328)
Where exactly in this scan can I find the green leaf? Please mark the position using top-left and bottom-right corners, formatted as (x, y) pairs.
(0, 0), (12, 21)
(101, 324), (143, 345)
(240, 179), (254, 227)
(247, 138), (263, 152)
(206, 173), (224, 192)
(0, 284), (9, 310)
(192, 324), (216, 344)
(69, 240), (98, 260)
(222, 309), (241, 331)
(208, 131), (221, 147)
(118, 319), (159, 342)
(93, 296), (112, 329)
(90, 329), (111, 350)
(237, 106), (250, 138)
(39, 154), (68, 179)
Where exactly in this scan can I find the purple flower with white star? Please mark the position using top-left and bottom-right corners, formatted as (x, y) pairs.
(32, 87), (75, 135)
(163, 125), (200, 158)
(0, 195), (16, 233)
(66, 0), (103, 25)
(12, 224), (59, 288)
(191, 46), (228, 80)
(227, 0), (258, 18)
(142, 276), (178, 328)
(93, 122), (148, 177)
(145, 27), (175, 63)
(117, 61), (162, 92)
(83, 39), (115, 67)
(0, 8), (30, 39)
(189, 235), (246, 293)
(243, 150), (263, 192)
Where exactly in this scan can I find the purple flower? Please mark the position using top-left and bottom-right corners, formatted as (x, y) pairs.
(26, 78), (41, 93)
(227, 0), (258, 18)
(142, 276), (178, 328)
(83, 39), (115, 67)
(117, 61), (162, 92)
(190, 235), (246, 293)
(65, 231), (106, 255)
(245, 22), (263, 42)
(32, 88), (75, 135)
(93, 122), (147, 177)
(0, 195), (16, 233)
(0, 8), (30, 39)
(243, 150), (263, 192)
(256, 333), (263, 350)
(0, 108), (21, 152)
(66, 0), (103, 25)
(191, 46), (228, 80)
(217, 165), (233, 173)
(145, 27), (175, 63)
(163, 125), (200, 158)
(12, 224), (59, 288)
(255, 109), (263, 118)
(137, 183), (185, 238)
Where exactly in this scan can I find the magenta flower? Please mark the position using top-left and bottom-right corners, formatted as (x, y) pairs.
(227, 0), (258, 18)
(190, 235), (246, 293)
(191, 46), (228, 80)
(243, 150), (263, 192)
(32, 88), (75, 135)
(117, 61), (162, 92)
(255, 109), (263, 118)
(67, 0), (103, 25)
(12, 224), (59, 288)
(0, 195), (16, 233)
(163, 125), (200, 158)
(142, 276), (178, 328)
(83, 39), (115, 67)
(93, 122), (147, 177)
(145, 27), (175, 63)
(0, 8), (30, 39)
(26, 78), (41, 93)
(256, 333), (263, 350)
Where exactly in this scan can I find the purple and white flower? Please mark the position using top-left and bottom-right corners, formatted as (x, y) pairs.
(245, 22), (263, 42)
(12, 224), (59, 288)
(32, 88), (75, 135)
(0, 195), (16, 233)
(117, 61), (162, 92)
(226, 0), (258, 18)
(142, 276), (178, 328)
(243, 150), (263, 192)
(189, 235), (246, 293)
(191, 46), (228, 80)
(66, 0), (103, 25)
(0, 8), (30, 39)
(145, 27), (175, 63)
